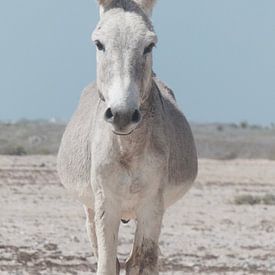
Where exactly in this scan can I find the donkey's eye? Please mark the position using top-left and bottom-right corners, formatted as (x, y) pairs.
(95, 40), (105, 51)
(143, 43), (155, 55)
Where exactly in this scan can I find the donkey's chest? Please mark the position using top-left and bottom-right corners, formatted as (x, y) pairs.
(97, 150), (166, 199)
(102, 153), (165, 217)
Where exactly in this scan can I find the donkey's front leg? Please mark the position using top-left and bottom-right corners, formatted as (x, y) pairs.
(126, 194), (164, 275)
(94, 190), (121, 275)
(84, 207), (98, 259)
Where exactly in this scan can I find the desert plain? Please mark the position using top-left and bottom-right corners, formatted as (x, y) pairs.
(1, 154), (275, 275)
(1, 121), (275, 274)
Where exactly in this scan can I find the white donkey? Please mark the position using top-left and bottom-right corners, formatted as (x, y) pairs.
(58, 0), (198, 274)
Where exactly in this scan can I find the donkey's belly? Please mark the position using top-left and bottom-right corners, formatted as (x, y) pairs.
(163, 180), (194, 209)
(118, 175), (193, 219)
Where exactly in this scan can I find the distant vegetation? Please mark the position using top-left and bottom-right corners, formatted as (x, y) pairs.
(192, 122), (275, 160)
(234, 194), (275, 205)
(0, 120), (275, 159)
(0, 120), (65, 155)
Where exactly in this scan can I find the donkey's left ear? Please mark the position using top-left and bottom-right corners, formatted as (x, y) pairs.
(97, 0), (113, 17)
(97, 0), (112, 7)
(135, 0), (157, 16)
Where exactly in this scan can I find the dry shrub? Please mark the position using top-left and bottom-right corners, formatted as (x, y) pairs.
(3, 145), (27, 156)
(234, 194), (275, 206)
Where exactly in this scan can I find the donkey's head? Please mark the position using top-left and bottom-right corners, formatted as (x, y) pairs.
(93, 0), (158, 135)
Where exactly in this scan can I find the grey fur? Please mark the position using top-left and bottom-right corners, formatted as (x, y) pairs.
(58, 1), (197, 274)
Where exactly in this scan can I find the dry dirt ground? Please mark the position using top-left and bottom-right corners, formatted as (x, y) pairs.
(0, 156), (275, 275)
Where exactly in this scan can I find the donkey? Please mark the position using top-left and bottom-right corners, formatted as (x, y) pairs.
(57, 0), (198, 274)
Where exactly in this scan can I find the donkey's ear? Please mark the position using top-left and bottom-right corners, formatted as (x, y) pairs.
(97, 0), (113, 16)
(135, 0), (157, 16)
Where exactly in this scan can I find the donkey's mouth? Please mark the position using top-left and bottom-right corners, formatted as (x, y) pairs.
(112, 130), (134, 136)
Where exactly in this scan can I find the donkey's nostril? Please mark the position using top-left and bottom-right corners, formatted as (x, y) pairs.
(104, 108), (114, 121)
(131, 110), (141, 124)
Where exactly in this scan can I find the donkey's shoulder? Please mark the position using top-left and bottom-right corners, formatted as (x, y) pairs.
(153, 77), (198, 185)
(57, 82), (99, 207)
(79, 82), (99, 105)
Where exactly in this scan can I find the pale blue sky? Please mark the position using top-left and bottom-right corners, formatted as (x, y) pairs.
(0, 1), (274, 124)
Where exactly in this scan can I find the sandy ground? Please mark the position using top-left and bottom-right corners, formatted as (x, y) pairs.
(0, 156), (275, 275)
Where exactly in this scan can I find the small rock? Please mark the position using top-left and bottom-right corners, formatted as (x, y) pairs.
(72, 236), (80, 243)
(43, 243), (58, 251)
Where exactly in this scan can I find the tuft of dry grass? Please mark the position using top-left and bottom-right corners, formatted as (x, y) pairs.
(3, 145), (27, 155)
(234, 194), (275, 206)
(262, 194), (275, 205)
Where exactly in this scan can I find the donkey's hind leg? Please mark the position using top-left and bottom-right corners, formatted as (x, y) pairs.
(84, 206), (98, 259)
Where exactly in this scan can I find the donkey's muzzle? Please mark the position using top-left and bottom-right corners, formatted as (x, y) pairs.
(104, 107), (141, 133)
